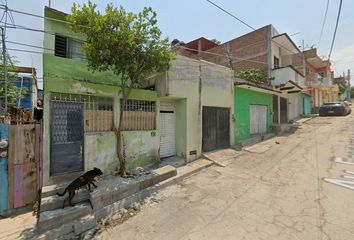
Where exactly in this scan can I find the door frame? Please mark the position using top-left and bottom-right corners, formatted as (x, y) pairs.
(50, 99), (85, 176)
(159, 102), (177, 158)
(202, 106), (230, 152)
(250, 104), (268, 135)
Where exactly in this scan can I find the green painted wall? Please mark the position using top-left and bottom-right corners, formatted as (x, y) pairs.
(234, 87), (273, 141)
(43, 54), (120, 86)
(42, 8), (161, 185)
(302, 93), (311, 116)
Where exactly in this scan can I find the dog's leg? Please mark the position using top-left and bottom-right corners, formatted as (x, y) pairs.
(87, 183), (92, 192)
(92, 181), (97, 188)
(68, 190), (75, 207)
(88, 199), (94, 210)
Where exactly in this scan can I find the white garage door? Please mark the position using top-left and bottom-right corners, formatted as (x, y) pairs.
(160, 102), (176, 158)
(250, 105), (267, 135)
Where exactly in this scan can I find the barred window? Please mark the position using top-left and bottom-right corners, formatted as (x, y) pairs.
(51, 93), (113, 133)
(121, 100), (156, 131)
(85, 96), (114, 132)
(54, 35), (86, 61)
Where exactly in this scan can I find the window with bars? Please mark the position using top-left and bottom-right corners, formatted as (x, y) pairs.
(121, 100), (156, 131)
(51, 93), (113, 133)
(54, 35), (86, 60)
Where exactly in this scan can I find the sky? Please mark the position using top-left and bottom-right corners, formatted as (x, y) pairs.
(3, 0), (354, 89)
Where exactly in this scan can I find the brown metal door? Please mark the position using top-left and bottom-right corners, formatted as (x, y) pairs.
(202, 107), (230, 152)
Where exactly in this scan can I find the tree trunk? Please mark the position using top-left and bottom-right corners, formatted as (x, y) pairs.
(115, 96), (128, 177)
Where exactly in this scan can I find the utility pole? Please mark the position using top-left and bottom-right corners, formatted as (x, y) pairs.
(1, 27), (8, 117)
(302, 40), (306, 76)
(348, 69), (351, 99)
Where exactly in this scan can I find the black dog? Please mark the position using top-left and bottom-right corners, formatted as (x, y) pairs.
(56, 167), (103, 208)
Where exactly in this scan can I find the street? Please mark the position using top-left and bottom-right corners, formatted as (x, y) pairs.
(95, 113), (354, 240)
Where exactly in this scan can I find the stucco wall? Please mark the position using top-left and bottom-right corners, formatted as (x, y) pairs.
(288, 93), (302, 121)
(157, 55), (234, 161)
(85, 132), (117, 174)
(234, 87), (273, 141)
(43, 62), (160, 185)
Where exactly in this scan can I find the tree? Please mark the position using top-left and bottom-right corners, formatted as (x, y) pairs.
(234, 68), (273, 85)
(68, 2), (173, 177)
(210, 38), (221, 45)
(0, 54), (29, 110)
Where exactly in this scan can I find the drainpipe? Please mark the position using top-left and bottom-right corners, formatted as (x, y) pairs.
(165, 70), (169, 96)
(277, 95), (281, 124)
(267, 26), (273, 85)
(198, 39), (202, 117)
(198, 39), (203, 159)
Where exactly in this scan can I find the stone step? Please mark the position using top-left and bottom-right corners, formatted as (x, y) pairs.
(40, 188), (90, 212)
(37, 214), (96, 240)
(90, 165), (177, 210)
(38, 202), (93, 234)
(41, 182), (70, 198)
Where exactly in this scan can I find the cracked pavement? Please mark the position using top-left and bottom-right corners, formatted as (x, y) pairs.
(96, 113), (354, 240)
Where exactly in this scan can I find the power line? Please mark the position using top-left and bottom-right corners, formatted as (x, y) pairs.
(178, 45), (267, 65)
(6, 40), (54, 51)
(2, 22), (56, 35)
(0, 5), (90, 29)
(318, 0), (330, 47)
(7, 48), (43, 54)
(328, 0), (343, 60)
(205, 0), (255, 30)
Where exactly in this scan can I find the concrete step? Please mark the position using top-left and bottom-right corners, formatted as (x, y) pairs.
(37, 214), (96, 240)
(40, 188), (90, 212)
(41, 182), (70, 198)
(38, 202), (93, 234)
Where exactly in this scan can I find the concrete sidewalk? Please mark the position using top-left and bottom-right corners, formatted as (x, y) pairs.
(0, 212), (36, 240)
(0, 156), (222, 240)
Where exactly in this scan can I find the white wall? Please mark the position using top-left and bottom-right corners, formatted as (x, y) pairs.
(272, 67), (305, 88)
(288, 93), (302, 120)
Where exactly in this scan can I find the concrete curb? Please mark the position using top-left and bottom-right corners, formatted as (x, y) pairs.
(37, 159), (214, 239)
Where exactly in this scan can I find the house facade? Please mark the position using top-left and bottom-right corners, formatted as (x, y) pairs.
(156, 55), (234, 161)
(43, 7), (160, 186)
(179, 25), (308, 123)
(233, 80), (280, 142)
(42, 7), (236, 186)
(301, 48), (339, 112)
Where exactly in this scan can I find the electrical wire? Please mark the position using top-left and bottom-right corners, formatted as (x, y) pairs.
(6, 40), (54, 51)
(178, 45), (268, 65)
(328, 0), (343, 60)
(205, 0), (255, 30)
(318, 0), (330, 47)
(7, 48), (43, 54)
(0, 4), (90, 29)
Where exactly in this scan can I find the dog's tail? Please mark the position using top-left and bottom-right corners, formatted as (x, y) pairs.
(56, 188), (67, 197)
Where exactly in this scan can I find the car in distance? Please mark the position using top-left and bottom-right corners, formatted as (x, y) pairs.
(319, 102), (351, 116)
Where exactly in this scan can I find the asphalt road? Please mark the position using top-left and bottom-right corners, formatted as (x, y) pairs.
(96, 113), (354, 240)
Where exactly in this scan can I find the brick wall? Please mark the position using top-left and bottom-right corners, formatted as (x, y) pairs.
(201, 25), (271, 83)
